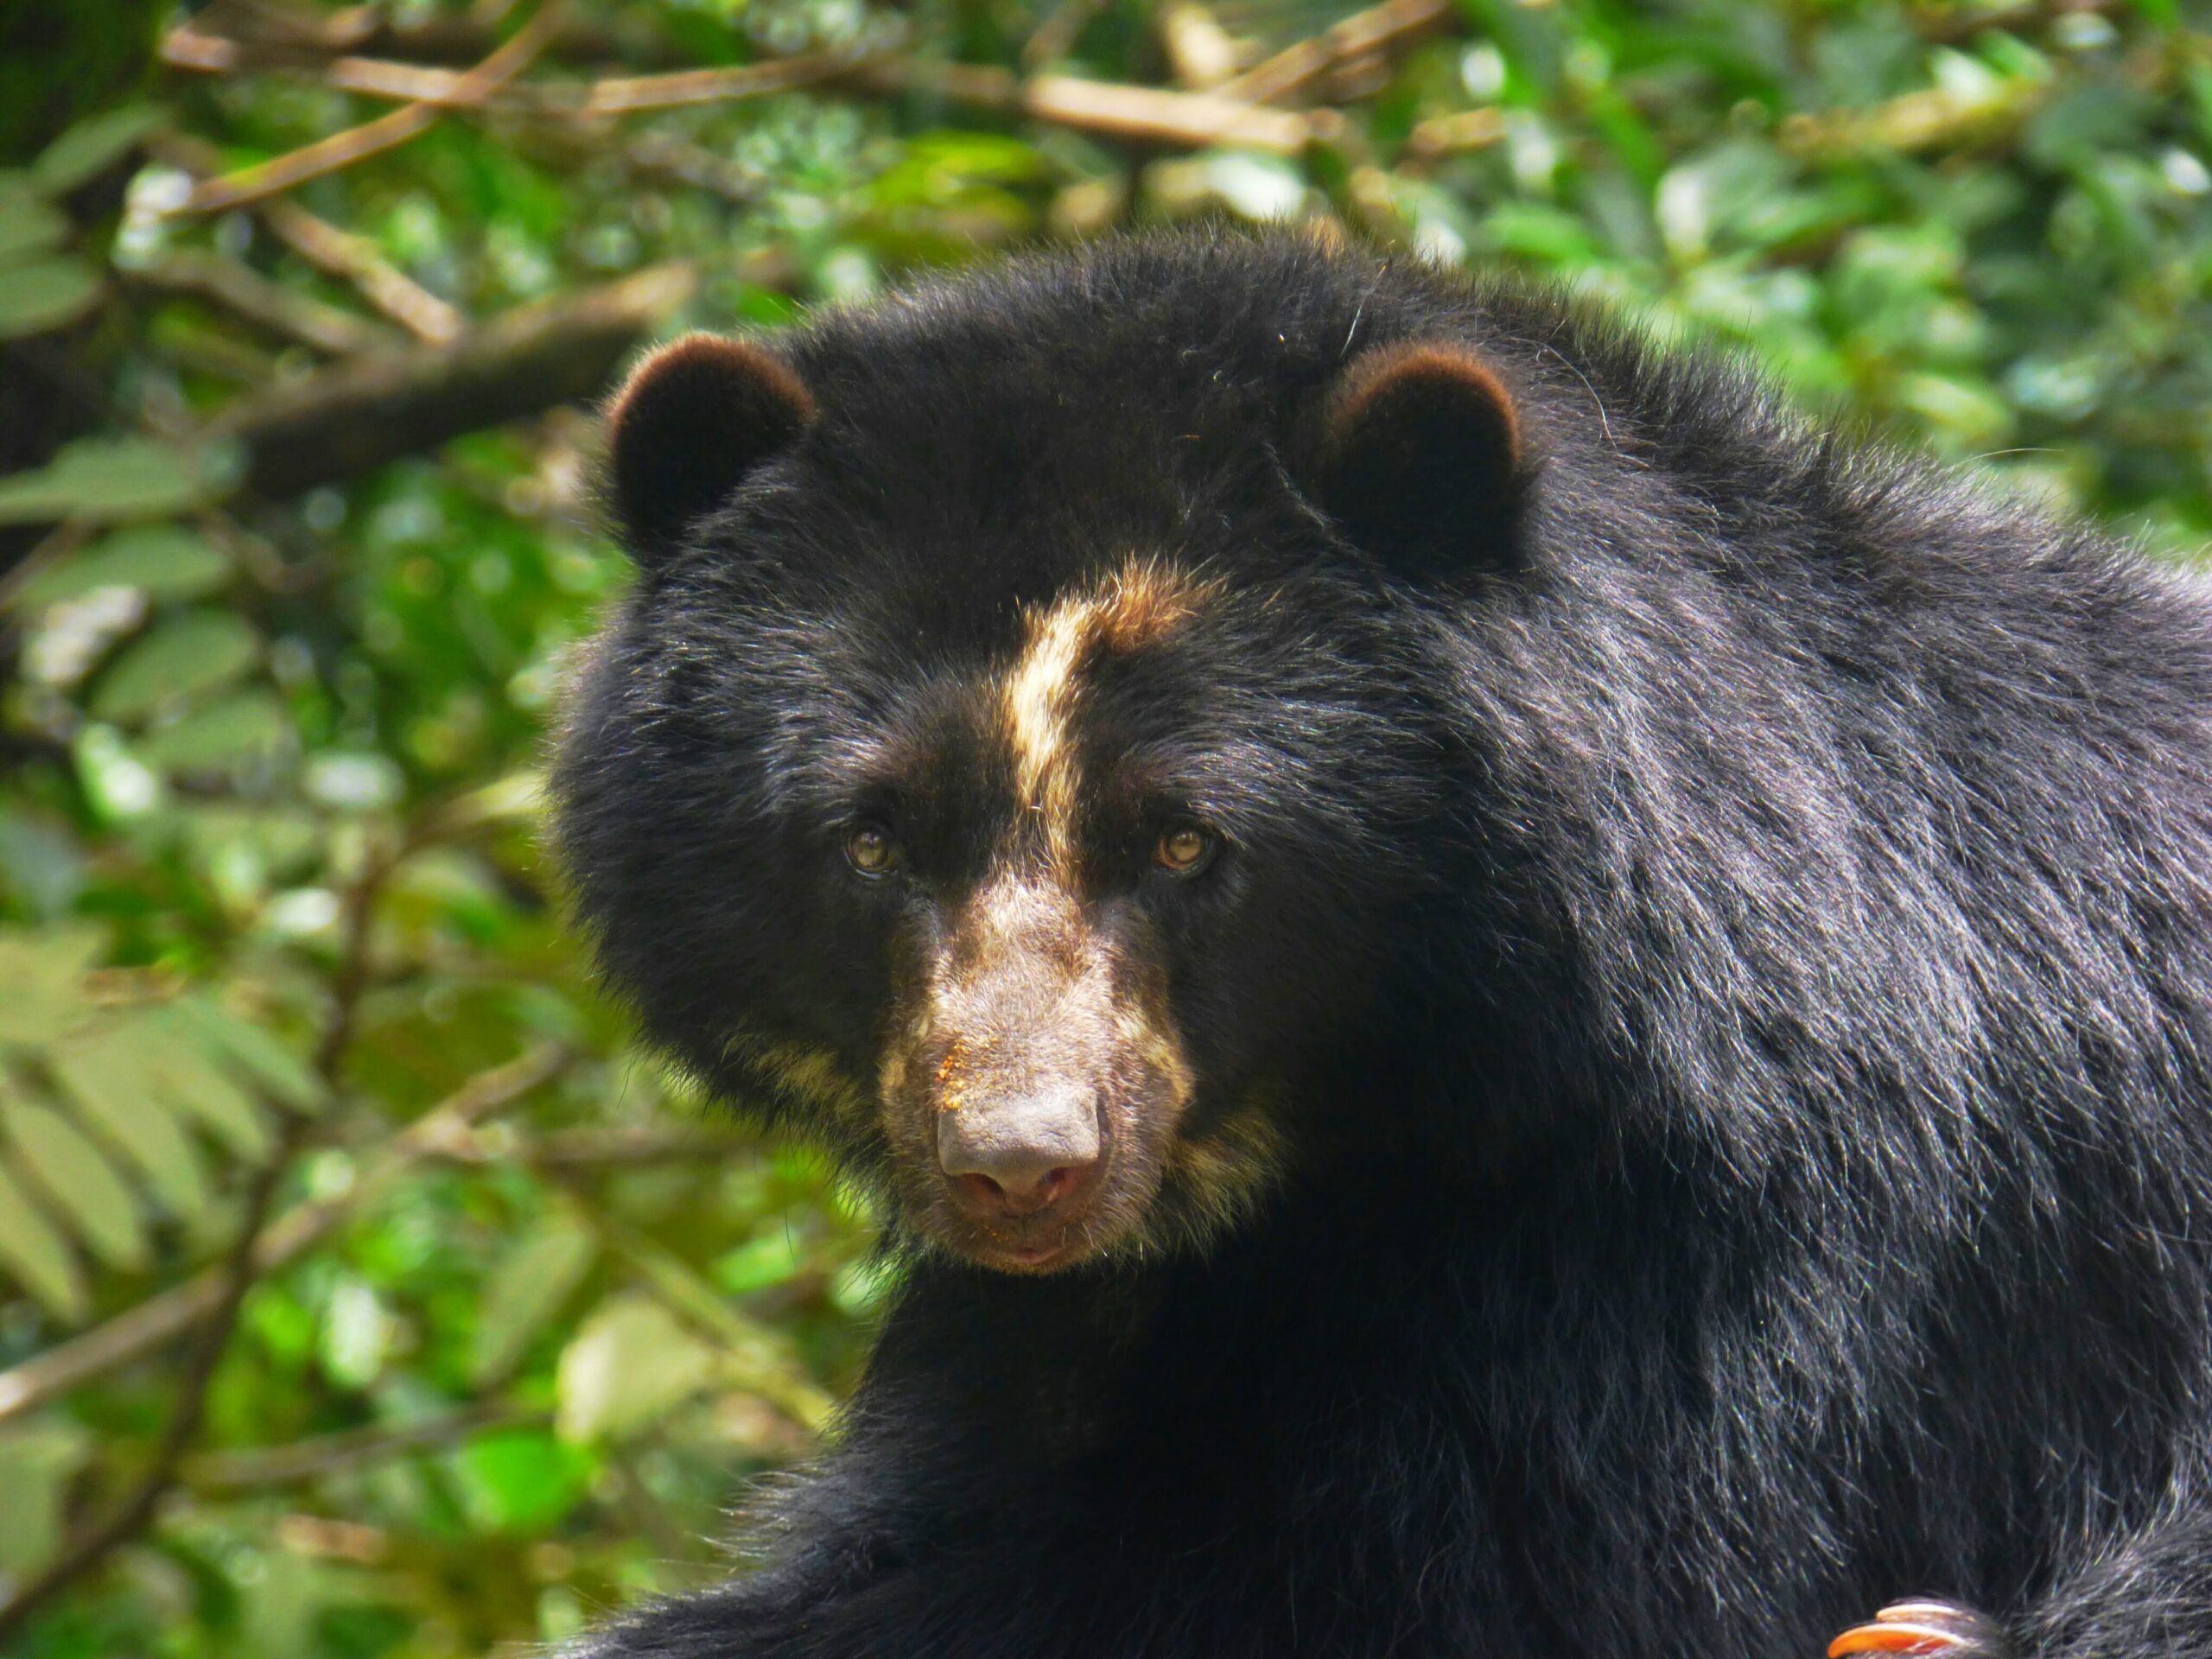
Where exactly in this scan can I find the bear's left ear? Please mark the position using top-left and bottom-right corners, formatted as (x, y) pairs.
(603, 334), (816, 560)
(1314, 340), (1526, 577)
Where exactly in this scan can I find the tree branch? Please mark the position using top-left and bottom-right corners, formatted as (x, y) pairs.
(207, 260), (715, 499)
(849, 59), (1330, 152)
(182, 1401), (548, 1491)
(125, 249), (399, 356)
(161, 27), (1318, 152)
(1216, 0), (1454, 105)
(174, 1), (563, 217)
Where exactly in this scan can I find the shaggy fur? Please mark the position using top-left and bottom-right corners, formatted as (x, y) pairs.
(553, 229), (2212, 1659)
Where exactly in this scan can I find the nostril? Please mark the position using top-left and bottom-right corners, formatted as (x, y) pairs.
(946, 1158), (1099, 1217)
(994, 1160), (1096, 1215)
(959, 1172), (1006, 1205)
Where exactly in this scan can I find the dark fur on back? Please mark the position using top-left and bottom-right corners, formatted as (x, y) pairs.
(556, 230), (2212, 1659)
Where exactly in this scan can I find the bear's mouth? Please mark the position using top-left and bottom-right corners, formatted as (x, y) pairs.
(973, 1236), (1080, 1274)
(928, 1132), (1129, 1274)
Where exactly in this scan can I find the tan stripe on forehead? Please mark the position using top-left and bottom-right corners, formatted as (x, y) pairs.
(1001, 559), (1216, 877)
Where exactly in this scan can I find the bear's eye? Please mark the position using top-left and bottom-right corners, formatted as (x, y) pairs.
(846, 824), (902, 876)
(1154, 823), (1217, 877)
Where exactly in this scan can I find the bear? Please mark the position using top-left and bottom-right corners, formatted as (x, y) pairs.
(550, 228), (2212, 1659)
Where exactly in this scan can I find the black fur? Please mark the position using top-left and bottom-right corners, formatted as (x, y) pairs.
(554, 229), (2212, 1659)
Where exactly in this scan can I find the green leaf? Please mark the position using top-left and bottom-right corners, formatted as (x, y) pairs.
(33, 105), (163, 196)
(73, 725), (166, 823)
(89, 608), (260, 723)
(0, 1425), (91, 1575)
(3, 1094), (148, 1269)
(9, 524), (233, 612)
(171, 995), (325, 1113)
(715, 1230), (803, 1295)
(555, 1294), (715, 1443)
(140, 1009), (272, 1160)
(471, 1217), (598, 1386)
(0, 1162), (87, 1323)
(48, 1032), (212, 1218)
(0, 194), (67, 264)
(0, 925), (104, 1047)
(448, 1428), (594, 1534)
(0, 256), (103, 339)
(0, 810), (86, 919)
(140, 690), (290, 771)
(320, 1274), (392, 1389)
(0, 437), (229, 526)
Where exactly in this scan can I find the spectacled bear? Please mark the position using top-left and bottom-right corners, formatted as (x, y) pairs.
(552, 229), (2212, 1659)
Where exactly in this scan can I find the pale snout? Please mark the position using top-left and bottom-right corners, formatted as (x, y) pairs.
(937, 1084), (1103, 1217)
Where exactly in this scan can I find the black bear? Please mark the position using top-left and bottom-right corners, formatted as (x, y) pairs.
(552, 229), (2212, 1659)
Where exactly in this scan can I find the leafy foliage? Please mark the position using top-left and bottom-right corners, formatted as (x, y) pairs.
(0, 1), (2209, 1655)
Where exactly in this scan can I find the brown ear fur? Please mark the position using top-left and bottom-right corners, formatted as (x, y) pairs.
(604, 334), (815, 556)
(1318, 340), (1524, 575)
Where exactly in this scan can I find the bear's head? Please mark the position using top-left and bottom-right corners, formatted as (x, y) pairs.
(554, 245), (1532, 1273)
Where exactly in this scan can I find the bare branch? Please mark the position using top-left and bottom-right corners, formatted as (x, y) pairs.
(183, 1402), (548, 1491)
(125, 249), (399, 355)
(430, 1122), (753, 1166)
(188, 0), (687, 67)
(571, 53), (867, 117)
(162, 23), (1324, 150)
(1022, 0), (1109, 69)
(1159, 3), (1243, 89)
(208, 260), (713, 498)
(1217, 0), (1454, 105)
(174, 1), (563, 218)
(850, 60), (1328, 153)
(1402, 105), (1506, 165)
(259, 200), (465, 345)
(147, 132), (465, 346)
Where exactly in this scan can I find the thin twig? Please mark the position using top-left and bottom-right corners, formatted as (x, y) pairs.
(162, 22), (1322, 149)
(1021, 0), (1108, 68)
(1216, 0), (1453, 105)
(125, 249), (398, 355)
(1158, 3), (1243, 89)
(175, 1), (563, 217)
(163, 25), (885, 118)
(429, 1122), (752, 1166)
(183, 1401), (548, 1491)
(188, 0), (684, 67)
(147, 132), (465, 346)
(851, 59), (1327, 152)
(262, 200), (464, 344)
(569, 53), (867, 117)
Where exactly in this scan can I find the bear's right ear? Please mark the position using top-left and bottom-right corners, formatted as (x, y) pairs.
(604, 334), (816, 557)
(1313, 340), (1527, 579)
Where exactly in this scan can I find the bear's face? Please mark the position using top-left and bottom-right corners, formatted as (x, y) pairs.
(556, 293), (1528, 1273)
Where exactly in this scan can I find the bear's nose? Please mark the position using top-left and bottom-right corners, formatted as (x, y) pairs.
(938, 1086), (1102, 1217)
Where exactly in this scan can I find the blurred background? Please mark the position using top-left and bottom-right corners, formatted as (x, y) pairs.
(0, 0), (2208, 1654)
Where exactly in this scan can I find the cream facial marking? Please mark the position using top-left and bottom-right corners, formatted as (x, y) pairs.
(1000, 558), (1217, 880)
